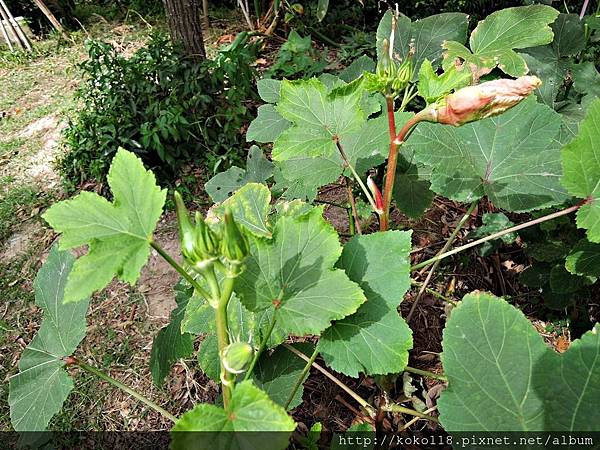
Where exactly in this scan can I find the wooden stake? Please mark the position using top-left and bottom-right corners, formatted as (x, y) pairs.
(0, 2), (21, 50)
(32, 0), (69, 41)
(0, 0), (31, 51)
(0, 10), (13, 51)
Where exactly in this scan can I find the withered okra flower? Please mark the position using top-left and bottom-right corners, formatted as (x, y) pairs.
(421, 76), (542, 127)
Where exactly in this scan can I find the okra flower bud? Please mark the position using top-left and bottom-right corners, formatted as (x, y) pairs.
(421, 76), (541, 126)
(174, 191), (201, 264)
(367, 175), (384, 214)
(220, 208), (250, 264)
(194, 211), (219, 259)
(221, 341), (253, 374)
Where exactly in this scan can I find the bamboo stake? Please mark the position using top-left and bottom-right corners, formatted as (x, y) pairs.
(0, 0), (31, 51)
(32, 0), (69, 41)
(0, 2), (21, 50)
(0, 11), (13, 51)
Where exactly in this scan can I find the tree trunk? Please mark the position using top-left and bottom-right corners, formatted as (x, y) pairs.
(162, 0), (206, 61)
(202, 0), (210, 29)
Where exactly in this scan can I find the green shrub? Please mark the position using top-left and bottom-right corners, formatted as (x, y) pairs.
(59, 32), (258, 189)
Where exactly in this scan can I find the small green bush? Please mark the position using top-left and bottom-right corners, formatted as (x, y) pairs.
(60, 33), (258, 189)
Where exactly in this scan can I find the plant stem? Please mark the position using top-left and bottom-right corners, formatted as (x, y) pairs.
(149, 240), (212, 301)
(243, 310), (278, 381)
(284, 346), (319, 409)
(345, 177), (362, 235)
(71, 358), (177, 423)
(283, 343), (376, 417)
(284, 343), (440, 422)
(411, 202), (583, 271)
(204, 265), (222, 301)
(216, 274), (236, 407)
(399, 406), (437, 431)
(380, 104), (422, 231)
(335, 140), (378, 212)
(579, 0), (590, 19)
(404, 366), (447, 382)
(380, 403), (439, 422)
(411, 280), (457, 306)
(307, 26), (340, 47)
(407, 201), (477, 322)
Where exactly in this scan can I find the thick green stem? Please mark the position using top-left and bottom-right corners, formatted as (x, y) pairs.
(216, 275), (236, 407)
(284, 346), (319, 409)
(149, 240), (211, 300)
(405, 366), (447, 382)
(411, 203), (583, 271)
(71, 358), (177, 423)
(244, 308), (278, 381)
(204, 265), (222, 301)
(407, 201), (477, 321)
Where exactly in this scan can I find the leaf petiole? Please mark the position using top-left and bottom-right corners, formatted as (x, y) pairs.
(407, 201), (478, 322)
(149, 240), (212, 301)
(411, 202), (584, 271)
(244, 307), (278, 381)
(283, 346), (319, 410)
(68, 357), (177, 423)
(334, 140), (379, 214)
(216, 273), (237, 407)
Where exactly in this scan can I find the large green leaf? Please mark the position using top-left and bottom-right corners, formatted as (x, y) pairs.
(572, 62), (600, 108)
(561, 99), (600, 242)
(443, 5), (559, 78)
(205, 146), (275, 203)
(149, 283), (194, 386)
(407, 96), (569, 212)
(171, 381), (296, 450)
(42, 149), (166, 302)
(438, 292), (549, 431)
(566, 239), (600, 277)
(440, 292), (600, 431)
(213, 183), (272, 238)
(339, 56), (376, 83)
(9, 246), (89, 431)
(276, 112), (410, 201)
(198, 334), (220, 381)
(273, 78), (365, 160)
(393, 151), (434, 219)
(533, 324), (600, 431)
(251, 76), (386, 201)
(257, 78), (282, 103)
(521, 14), (585, 107)
(247, 105), (292, 144)
(417, 59), (471, 105)
(254, 343), (314, 410)
(236, 207), (366, 341)
(319, 231), (413, 377)
(376, 11), (468, 76)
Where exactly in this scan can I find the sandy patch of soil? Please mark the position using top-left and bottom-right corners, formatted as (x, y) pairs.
(0, 221), (43, 260)
(137, 220), (181, 319)
(18, 114), (63, 187)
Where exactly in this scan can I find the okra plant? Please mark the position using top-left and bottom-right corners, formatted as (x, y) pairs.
(9, 4), (600, 446)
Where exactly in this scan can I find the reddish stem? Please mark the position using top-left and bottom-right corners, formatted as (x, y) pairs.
(381, 99), (421, 231)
